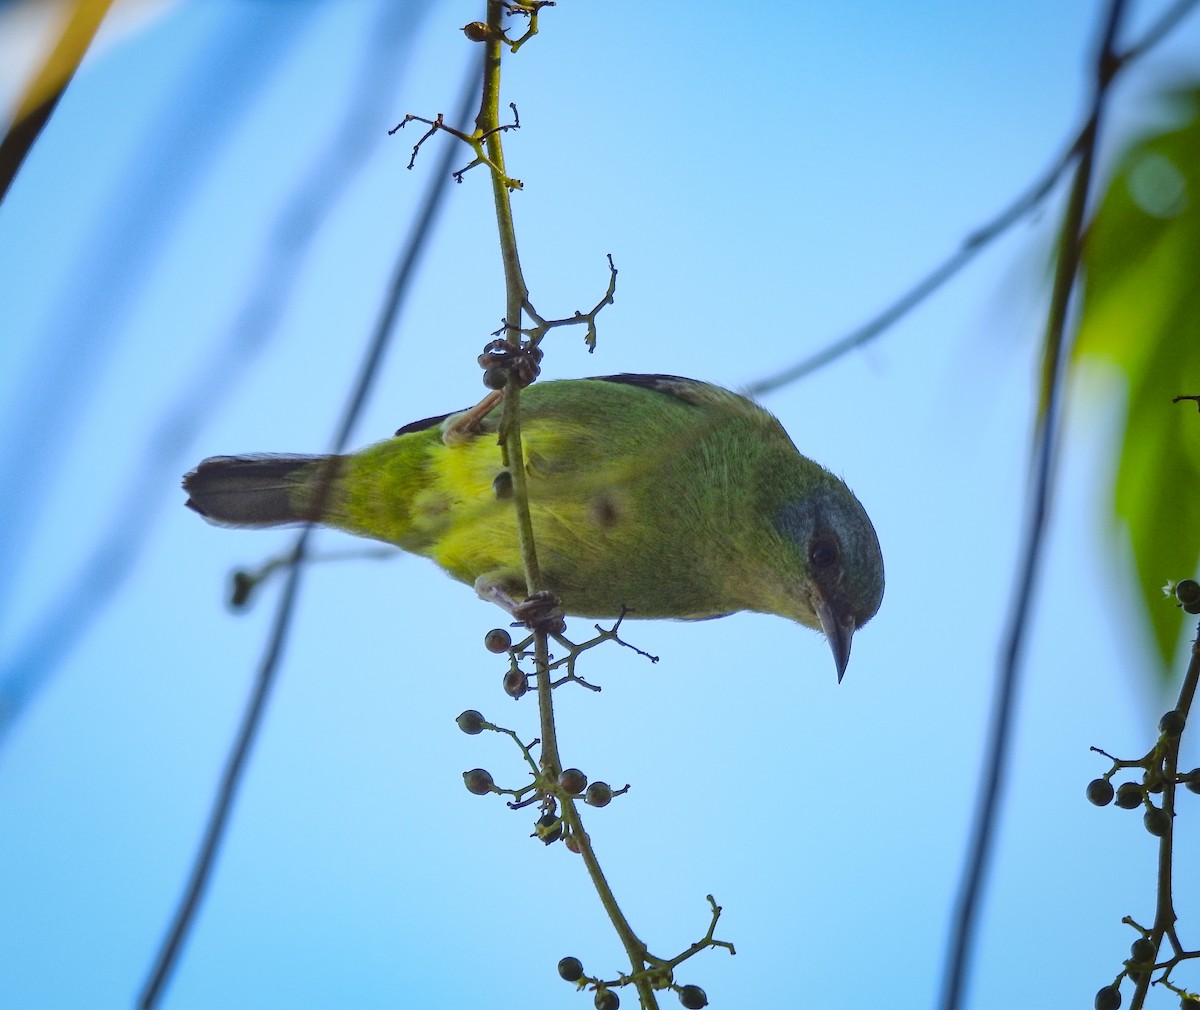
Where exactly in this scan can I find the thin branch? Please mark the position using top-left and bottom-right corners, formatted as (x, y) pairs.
(1132, 622), (1200, 1010)
(0, 1), (424, 747)
(472, 6), (657, 1005)
(936, 3), (1128, 1009)
(746, 0), (1200, 398)
(136, 52), (484, 1010)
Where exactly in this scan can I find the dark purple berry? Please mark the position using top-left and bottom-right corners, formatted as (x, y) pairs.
(595, 990), (619, 1010)
(503, 670), (528, 699)
(463, 768), (494, 795)
(1087, 778), (1114, 806)
(1160, 709), (1186, 738)
(679, 984), (708, 1008)
(456, 709), (485, 735)
(1174, 579), (1200, 610)
(585, 781), (613, 808)
(1130, 937), (1154, 964)
(1114, 783), (1143, 810)
(485, 628), (513, 653)
(559, 768), (588, 795)
(535, 813), (563, 844)
(557, 956), (583, 982)
(1095, 984), (1121, 1010)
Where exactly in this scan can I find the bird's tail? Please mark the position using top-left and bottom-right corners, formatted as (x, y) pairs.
(183, 454), (342, 527)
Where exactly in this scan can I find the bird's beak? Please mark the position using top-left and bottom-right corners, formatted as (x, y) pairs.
(814, 596), (855, 683)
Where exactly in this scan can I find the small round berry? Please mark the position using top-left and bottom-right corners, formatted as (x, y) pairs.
(564, 834), (582, 854)
(1086, 778), (1114, 806)
(1144, 768), (1165, 794)
(557, 956), (584, 982)
(485, 628), (513, 653)
(1130, 937), (1154, 964)
(229, 570), (254, 609)
(595, 990), (620, 1010)
(456, 709), (485, 735)
(492, 471), (514, 500)
(1094, 983), (1122, 1010)
(535, 813), (563, 844)
(585, 781), (614, 808)
(1186, 768), (1200, 795)
(678, 984), (708, 1008)
(483, 365), (508, 390)
(1174, 579), (1200, 609)
(1144, 807), (1171, 837)
(463, 768), (494, 795)
(462, 20), (490, 41)
(503, 670), (528, 699)
(1114, 783), (1143, 810)
(559, 768), (588, 795)
(1160, 709), (1186, 737)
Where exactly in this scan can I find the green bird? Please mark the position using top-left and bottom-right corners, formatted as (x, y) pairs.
(183, 374), (884, 679)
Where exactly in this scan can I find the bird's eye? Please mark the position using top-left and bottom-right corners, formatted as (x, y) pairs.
(809, 538), (840, 569)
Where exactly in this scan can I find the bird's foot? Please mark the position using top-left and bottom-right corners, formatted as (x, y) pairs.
(510, 590), (566, 636)
(442, 390), (504, 446)
(478, 337), (542, 388)
(475, 577), (565, 635)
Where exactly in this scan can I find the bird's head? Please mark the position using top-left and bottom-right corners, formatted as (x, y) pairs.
(774, 480), (884, 682)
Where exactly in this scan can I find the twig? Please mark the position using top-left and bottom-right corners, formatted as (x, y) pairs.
(1130, 623), (1200, 1010)
(936, 4), (1128, 1009)
(136, 52), (485, 1010)
(472, 5), (659, 1005)
(746, 0), (1200, 398)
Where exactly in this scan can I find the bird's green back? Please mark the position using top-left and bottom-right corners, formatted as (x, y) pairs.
(311, 377), (862, 624)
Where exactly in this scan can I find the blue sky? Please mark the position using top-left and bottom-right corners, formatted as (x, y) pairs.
(1, 2), (1198, 1008)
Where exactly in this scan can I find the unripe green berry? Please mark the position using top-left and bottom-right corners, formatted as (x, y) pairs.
(463, 768), (494, 795)
(679, 984), (708, 1008)
(1144, 807), (1171, 837)
(1186, 768), (1200, 795)
(557, 956), (584, 982)
(1086, 778), (1114, 806)
(1095, 983), (1122, 1010)
(485, 628), (513, 653)
(559, 768), (588, 795)
(585, 781), (614, 808)
(456, 709), (485, 735)
(1115, 782), (1143, 810)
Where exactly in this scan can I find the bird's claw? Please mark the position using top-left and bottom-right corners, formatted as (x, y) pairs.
(511, 590), (565, 635)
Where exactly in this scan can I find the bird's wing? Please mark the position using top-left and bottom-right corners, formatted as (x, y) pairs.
(588, 373), (762, 416)
(393, 409), (467, 437)
(390, 374), (758, 438)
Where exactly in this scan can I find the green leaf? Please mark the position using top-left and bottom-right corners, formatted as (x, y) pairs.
(1073, 82), (1200, 686)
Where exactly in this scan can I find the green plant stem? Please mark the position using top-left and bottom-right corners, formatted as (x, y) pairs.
(473, 8), (657, 1006)
(1132, 623), (1200, 1010)
(560, 798), (658, 1008)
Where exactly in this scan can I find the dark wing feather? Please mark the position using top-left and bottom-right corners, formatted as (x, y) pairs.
(588, 373), (754, 413)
